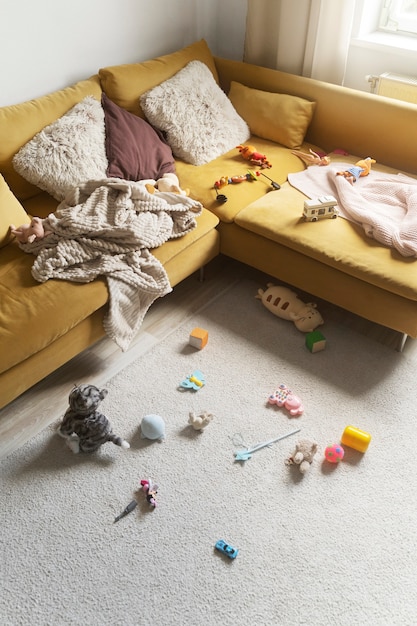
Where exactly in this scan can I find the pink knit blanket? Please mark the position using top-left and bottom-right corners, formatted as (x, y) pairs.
(288, 164), (417, 257)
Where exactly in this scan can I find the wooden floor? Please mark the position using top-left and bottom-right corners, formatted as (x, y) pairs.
(1, 257), (416, 460)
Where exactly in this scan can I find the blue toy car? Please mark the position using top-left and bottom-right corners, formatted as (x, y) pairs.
(215, 539), (238, 559)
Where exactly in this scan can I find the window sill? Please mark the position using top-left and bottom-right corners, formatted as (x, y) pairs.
(351, 31), (417, 54)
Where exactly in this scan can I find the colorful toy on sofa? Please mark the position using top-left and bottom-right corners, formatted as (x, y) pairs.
(214, 170), (257, 189)
(268, 384), (304, 416)
(236, 144), (272, 168)
(256, 284), (324, 332)
(336, 157), (376, 184)
(291, 148), (330, 166)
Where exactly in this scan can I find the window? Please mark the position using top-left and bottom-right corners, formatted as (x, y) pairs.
(379, 0), (417, 35)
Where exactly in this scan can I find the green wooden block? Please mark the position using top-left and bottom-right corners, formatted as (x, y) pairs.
(306, 330), (326, 353)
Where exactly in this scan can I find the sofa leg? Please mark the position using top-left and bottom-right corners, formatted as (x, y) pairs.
(396, 333), (408, 352)
(199, 266), (205, 282)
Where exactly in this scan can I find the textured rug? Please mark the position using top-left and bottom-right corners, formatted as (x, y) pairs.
(1, 276), (416, 626)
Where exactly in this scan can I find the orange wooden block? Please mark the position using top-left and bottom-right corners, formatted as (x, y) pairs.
(189, 327), (208, 349)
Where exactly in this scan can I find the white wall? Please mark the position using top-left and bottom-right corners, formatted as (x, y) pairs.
(1, 0), (247, 107)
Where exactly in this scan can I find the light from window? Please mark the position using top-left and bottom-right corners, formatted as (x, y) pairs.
(380, 0), (417, 35)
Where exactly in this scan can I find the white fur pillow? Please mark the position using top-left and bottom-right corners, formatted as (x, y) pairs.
(13, 96), (108, 201)
(140, 61), (250, 166)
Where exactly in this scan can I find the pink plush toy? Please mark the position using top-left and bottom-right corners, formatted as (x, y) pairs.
(10, 217), (49, 243)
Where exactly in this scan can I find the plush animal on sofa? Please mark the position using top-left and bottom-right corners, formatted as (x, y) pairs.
(256, 284), (324, 332)
(285, 439), (318, 474)
(145, 173), (189, 196)
(10, 216), (50, 243)
(237, 145), (272, 169)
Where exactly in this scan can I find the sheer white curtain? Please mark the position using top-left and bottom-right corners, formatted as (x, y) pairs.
(244, 0), (356, 85)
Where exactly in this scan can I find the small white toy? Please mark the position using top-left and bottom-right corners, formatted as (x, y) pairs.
(303, 195), (338, 221)
(145, 172), (189, 196)
(188, 410), (214, 431)
(285, 439), (318, 474)
(256, 284), (323, 332)
(140, 414), (165, 441)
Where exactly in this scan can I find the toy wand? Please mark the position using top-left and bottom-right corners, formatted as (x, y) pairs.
(234, 428), (300, 462)
(114, 499), (137, 523)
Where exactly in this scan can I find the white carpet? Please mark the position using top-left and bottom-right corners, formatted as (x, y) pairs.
(1, 276), (417, 626)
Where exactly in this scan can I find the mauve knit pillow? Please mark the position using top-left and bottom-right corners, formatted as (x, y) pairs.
(102, 93), (175, 181)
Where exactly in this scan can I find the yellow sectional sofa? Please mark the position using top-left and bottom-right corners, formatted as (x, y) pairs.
(1, 39), (416, 409)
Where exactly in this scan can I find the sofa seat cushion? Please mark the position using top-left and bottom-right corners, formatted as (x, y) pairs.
(0, 242), (109, 375)
(0, 208), (219, 375)
(175, 136), (322, 223)
(233, 178), (417, 301)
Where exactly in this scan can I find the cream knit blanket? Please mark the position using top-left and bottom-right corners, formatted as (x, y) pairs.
(21, 179), (203, 350)
(288, 165), (417, 257)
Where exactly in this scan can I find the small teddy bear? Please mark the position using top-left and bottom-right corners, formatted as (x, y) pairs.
(285, 439), (318, 474)
(188, 410), (214, 431)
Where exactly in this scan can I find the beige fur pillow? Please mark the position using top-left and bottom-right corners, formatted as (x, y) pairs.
(13, 96), (108, 201)
(140, 61), (250, 166)
(228, 81), (315, 149)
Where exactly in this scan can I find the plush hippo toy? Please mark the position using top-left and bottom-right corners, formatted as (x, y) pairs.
(256, 284), (323, 332)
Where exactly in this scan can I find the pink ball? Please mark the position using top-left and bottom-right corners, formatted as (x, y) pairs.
(325, 444), (344, 463)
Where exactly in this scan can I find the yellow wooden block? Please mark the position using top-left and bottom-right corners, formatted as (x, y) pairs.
(189, 327), (208, 349)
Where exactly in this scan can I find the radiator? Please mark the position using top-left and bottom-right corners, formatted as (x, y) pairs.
(368, 72), (417, 104)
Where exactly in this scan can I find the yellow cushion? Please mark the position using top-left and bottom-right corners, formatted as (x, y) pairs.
(99, 39), (219, 118)
(228, 81), (315, 149)
(0, 75), (102, 200)
(0, 174), (31, 248)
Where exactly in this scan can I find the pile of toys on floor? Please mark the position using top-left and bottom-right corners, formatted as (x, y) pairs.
(56, 314), (371, 560)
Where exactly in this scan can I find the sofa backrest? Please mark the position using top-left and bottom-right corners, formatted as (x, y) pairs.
(0, 76), (102, 200)
(215, 57), (417, 176)
(98, 39), (218, 119)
